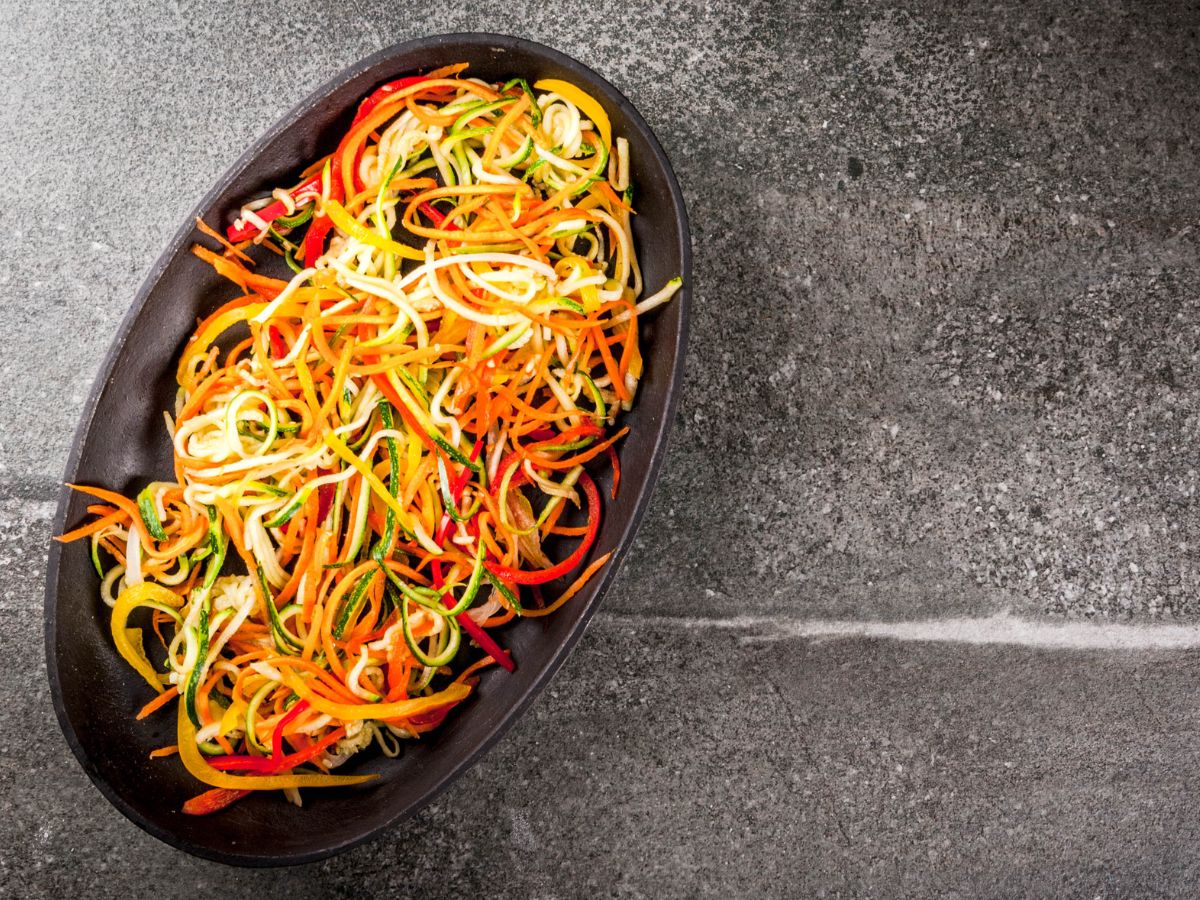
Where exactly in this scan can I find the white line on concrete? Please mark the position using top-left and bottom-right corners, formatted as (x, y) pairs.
(598, 612), (1200, 651)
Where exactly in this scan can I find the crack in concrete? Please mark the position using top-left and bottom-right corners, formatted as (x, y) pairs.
(757, 661), (855, 853)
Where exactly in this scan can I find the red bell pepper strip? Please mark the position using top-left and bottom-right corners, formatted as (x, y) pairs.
(487, 426), (602, 507)
(302, 142), (349, 267)
(419, 200), (461, 247)
(434, 438), (484, 546)
(226, 172), (322, 242)
(316, 474), (335, 525)
(408, 703), (455, 730)
(491, 450), (526, 497)
(271, 699), (310, 760)
(420, 201), (447, 227)
(486, 471), (601, 585)
(281, 470), (333, 537)
(445, 594), (514, 671)
(182, 787), (252, 816)
(241, 156), (336, 263)
(303, 215), (335, 267)
(429, 443), (478, 587)
(267, 325), (287, 359)
(207, 725), (346, 774)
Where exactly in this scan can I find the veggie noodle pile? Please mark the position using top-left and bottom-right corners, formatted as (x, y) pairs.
(58, 64), (681, 815)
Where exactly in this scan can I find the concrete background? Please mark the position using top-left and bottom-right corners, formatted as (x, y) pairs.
(3, 0), (1200, 896)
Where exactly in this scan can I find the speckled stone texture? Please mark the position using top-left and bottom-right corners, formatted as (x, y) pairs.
(5, 0), (1200, 896)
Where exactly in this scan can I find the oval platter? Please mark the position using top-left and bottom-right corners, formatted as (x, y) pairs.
(45, 32), (689, 865)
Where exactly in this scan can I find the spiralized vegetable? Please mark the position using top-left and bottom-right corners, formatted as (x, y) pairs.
(58, 65), (681, 814)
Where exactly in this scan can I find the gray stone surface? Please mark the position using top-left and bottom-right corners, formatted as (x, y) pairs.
(5, 0), (1200, 895)
(5, 613), (1200, 897)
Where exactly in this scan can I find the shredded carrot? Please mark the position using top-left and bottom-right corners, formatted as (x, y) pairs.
(56, 508), (129, 543)
(195, 216), (254, 265)
(520, 553), (614, 618)
(137, 688), (179, 720)
(182, 788), (251, 816)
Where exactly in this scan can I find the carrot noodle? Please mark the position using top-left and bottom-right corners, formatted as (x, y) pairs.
(137, 688), (179, 720)
(520, 552), (614, 618)
(58, 66), (680, 811)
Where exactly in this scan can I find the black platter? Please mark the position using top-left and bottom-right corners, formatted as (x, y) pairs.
(45, 33), (689, 866)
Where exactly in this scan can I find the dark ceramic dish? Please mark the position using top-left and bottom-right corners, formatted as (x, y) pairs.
(44, 34), (689, 865)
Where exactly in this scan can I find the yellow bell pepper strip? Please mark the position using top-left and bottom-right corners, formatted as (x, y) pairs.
(280, 670), (471, 721)
(218, 700), (246, 739)
(111, 583), (184, 693)
(533, 78), (612, 152)
(322, 430), (412, 533)
(324, 199), (426, 261)
(177, 703), (378, 790)
(176, 302), (267, 383)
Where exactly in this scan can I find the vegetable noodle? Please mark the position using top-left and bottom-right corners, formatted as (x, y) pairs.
(58, 64), (681, 816)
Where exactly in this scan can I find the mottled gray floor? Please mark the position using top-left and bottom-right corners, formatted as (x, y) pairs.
(4, 0), (1200, 896)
